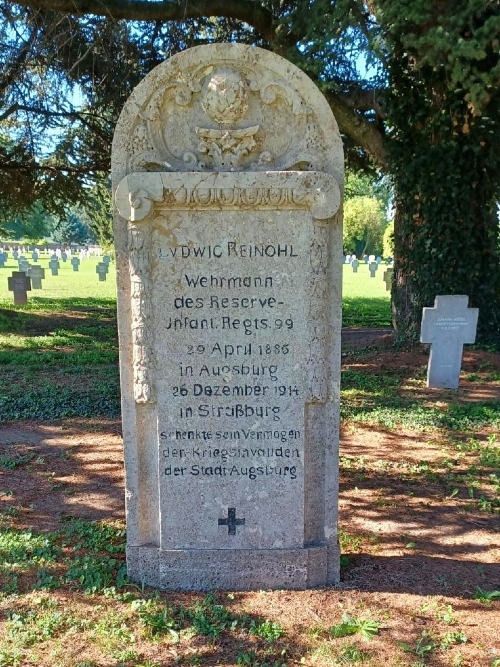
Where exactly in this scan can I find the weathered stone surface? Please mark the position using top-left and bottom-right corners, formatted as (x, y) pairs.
(8, 271), (31, 305)
(420, 295), (479, 389)
(112, 43), (344, 590)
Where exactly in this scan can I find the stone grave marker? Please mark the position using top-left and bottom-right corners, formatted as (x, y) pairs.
(383, 267), (393, 291)
(27, 265), (45, 289)
(112, 44), (344, 591)
(49, 258), (60, 276)
(369, 261), (378, 277)
(102, 255), (111, 266)
(351, 259), (359, 273)
(61, 251), (67, 262)
(0, 252), (5, 268)
(31, 250), (39, 262)
(96, 262), (108, 281)
(376, 256), (382, 264)
(13, 250), (19, 260)
(420, 295), (479, 389)
(19, 258), (30, 273)
(8, 271), (31, 305)
(71, 257), (80, 272)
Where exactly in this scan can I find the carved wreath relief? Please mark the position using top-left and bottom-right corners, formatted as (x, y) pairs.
(127, 63), (315, 173)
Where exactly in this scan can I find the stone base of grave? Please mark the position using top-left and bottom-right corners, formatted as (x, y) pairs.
(126, 544), (340, 591)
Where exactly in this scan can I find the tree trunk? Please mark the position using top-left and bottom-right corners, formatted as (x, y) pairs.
(392, 138), (500, 347)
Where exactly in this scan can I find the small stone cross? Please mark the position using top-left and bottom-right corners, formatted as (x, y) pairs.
(218, 507), (245, 535)
(8, 271), (31, 305)
(383, 267), (393, 291)
(368, 261), (378, 277)
(71, 257), (80, 272)
(351, 259), (359, 273)
(96, 262), (108, 281)
(420, 295), (479, 389)
(0, 252), (5, 268)
(103, 255), (111, 265)
(28, 265), (45, 289)
(49, 258), (60, 276)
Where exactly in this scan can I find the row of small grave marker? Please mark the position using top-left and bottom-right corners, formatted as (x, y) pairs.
(6, 256), (112, 305)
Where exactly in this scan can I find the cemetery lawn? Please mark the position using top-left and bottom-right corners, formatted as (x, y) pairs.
(0, 273), (499, 666)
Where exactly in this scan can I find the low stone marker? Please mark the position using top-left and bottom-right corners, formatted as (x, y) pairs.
(0, 252), (5, 267)
(19, 257), (29, 271)
(28, 265), (45, 289)
(49, 258), (60, 276)
(351, 259), (359, 273)
(369, 261), (378, 277)
(8, 271), (31, 305)
(383, 267), (393, 291)
(61, 252), (67, 262)
(102, 255), (111, 266)
(31, 250), (39, 262)
(113, 43), (344, 591)
(420, 295), (479, 389)
(13, 250), (19, 260)
(71, 257), (80, 272)
(96, 262), (108, 281)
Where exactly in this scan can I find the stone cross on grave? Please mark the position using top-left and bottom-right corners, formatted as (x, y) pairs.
(0, 252), (5, 267)
(71, 257), (80, 272)
(8, 271), (31, 305)
(369, 261), (378, 277)
(420, 295), (479, 389)
(218, 507), (245, 536)
(49, 258), (60, 276)
(351, 259), (359, 273)
(28, 265), (45, 289)
(96, 262), (108, 281)
(383, 267), (393, 291)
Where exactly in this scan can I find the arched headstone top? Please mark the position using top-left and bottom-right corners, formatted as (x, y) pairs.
(112, 44), (343, 184)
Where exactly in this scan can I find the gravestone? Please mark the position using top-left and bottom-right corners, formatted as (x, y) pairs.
(112, 44), (344, 591)
(376, 256), (382, 264)
(13, 250), (19, 260)
(61, 252), (67, 262)
(0, 252), (5, 267)
(351, 259), (359, 273)
(31, 250), (39, 262)
(19, 258), (30, 273)
(102, 255), (111, 266)
(369, 261), (378, 277)
(8, 271), (31, 305)
(96, 262), (108, 281)
(49, 258), (60, 276)
(71, 257), (80, 272)
(383, 267), (393, 291)
(28, 265), (45, 289)
(420, 295), (479, 389)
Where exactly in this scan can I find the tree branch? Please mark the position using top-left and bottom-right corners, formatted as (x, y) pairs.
(324, 89), (388, 169)
(8, 0), (277, 42)
(0, 103), (112, 142)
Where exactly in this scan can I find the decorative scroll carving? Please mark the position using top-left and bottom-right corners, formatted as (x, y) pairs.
(115, 172), (341, 223)
(125, 61), (314, 174)
(129, 226), (155, 403)
(306, 223), (330, 401)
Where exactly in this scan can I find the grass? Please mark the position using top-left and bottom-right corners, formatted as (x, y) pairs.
(0, 255), (119, 421)
(0, 251), (499, 665)
(0, 259), (392, 421)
